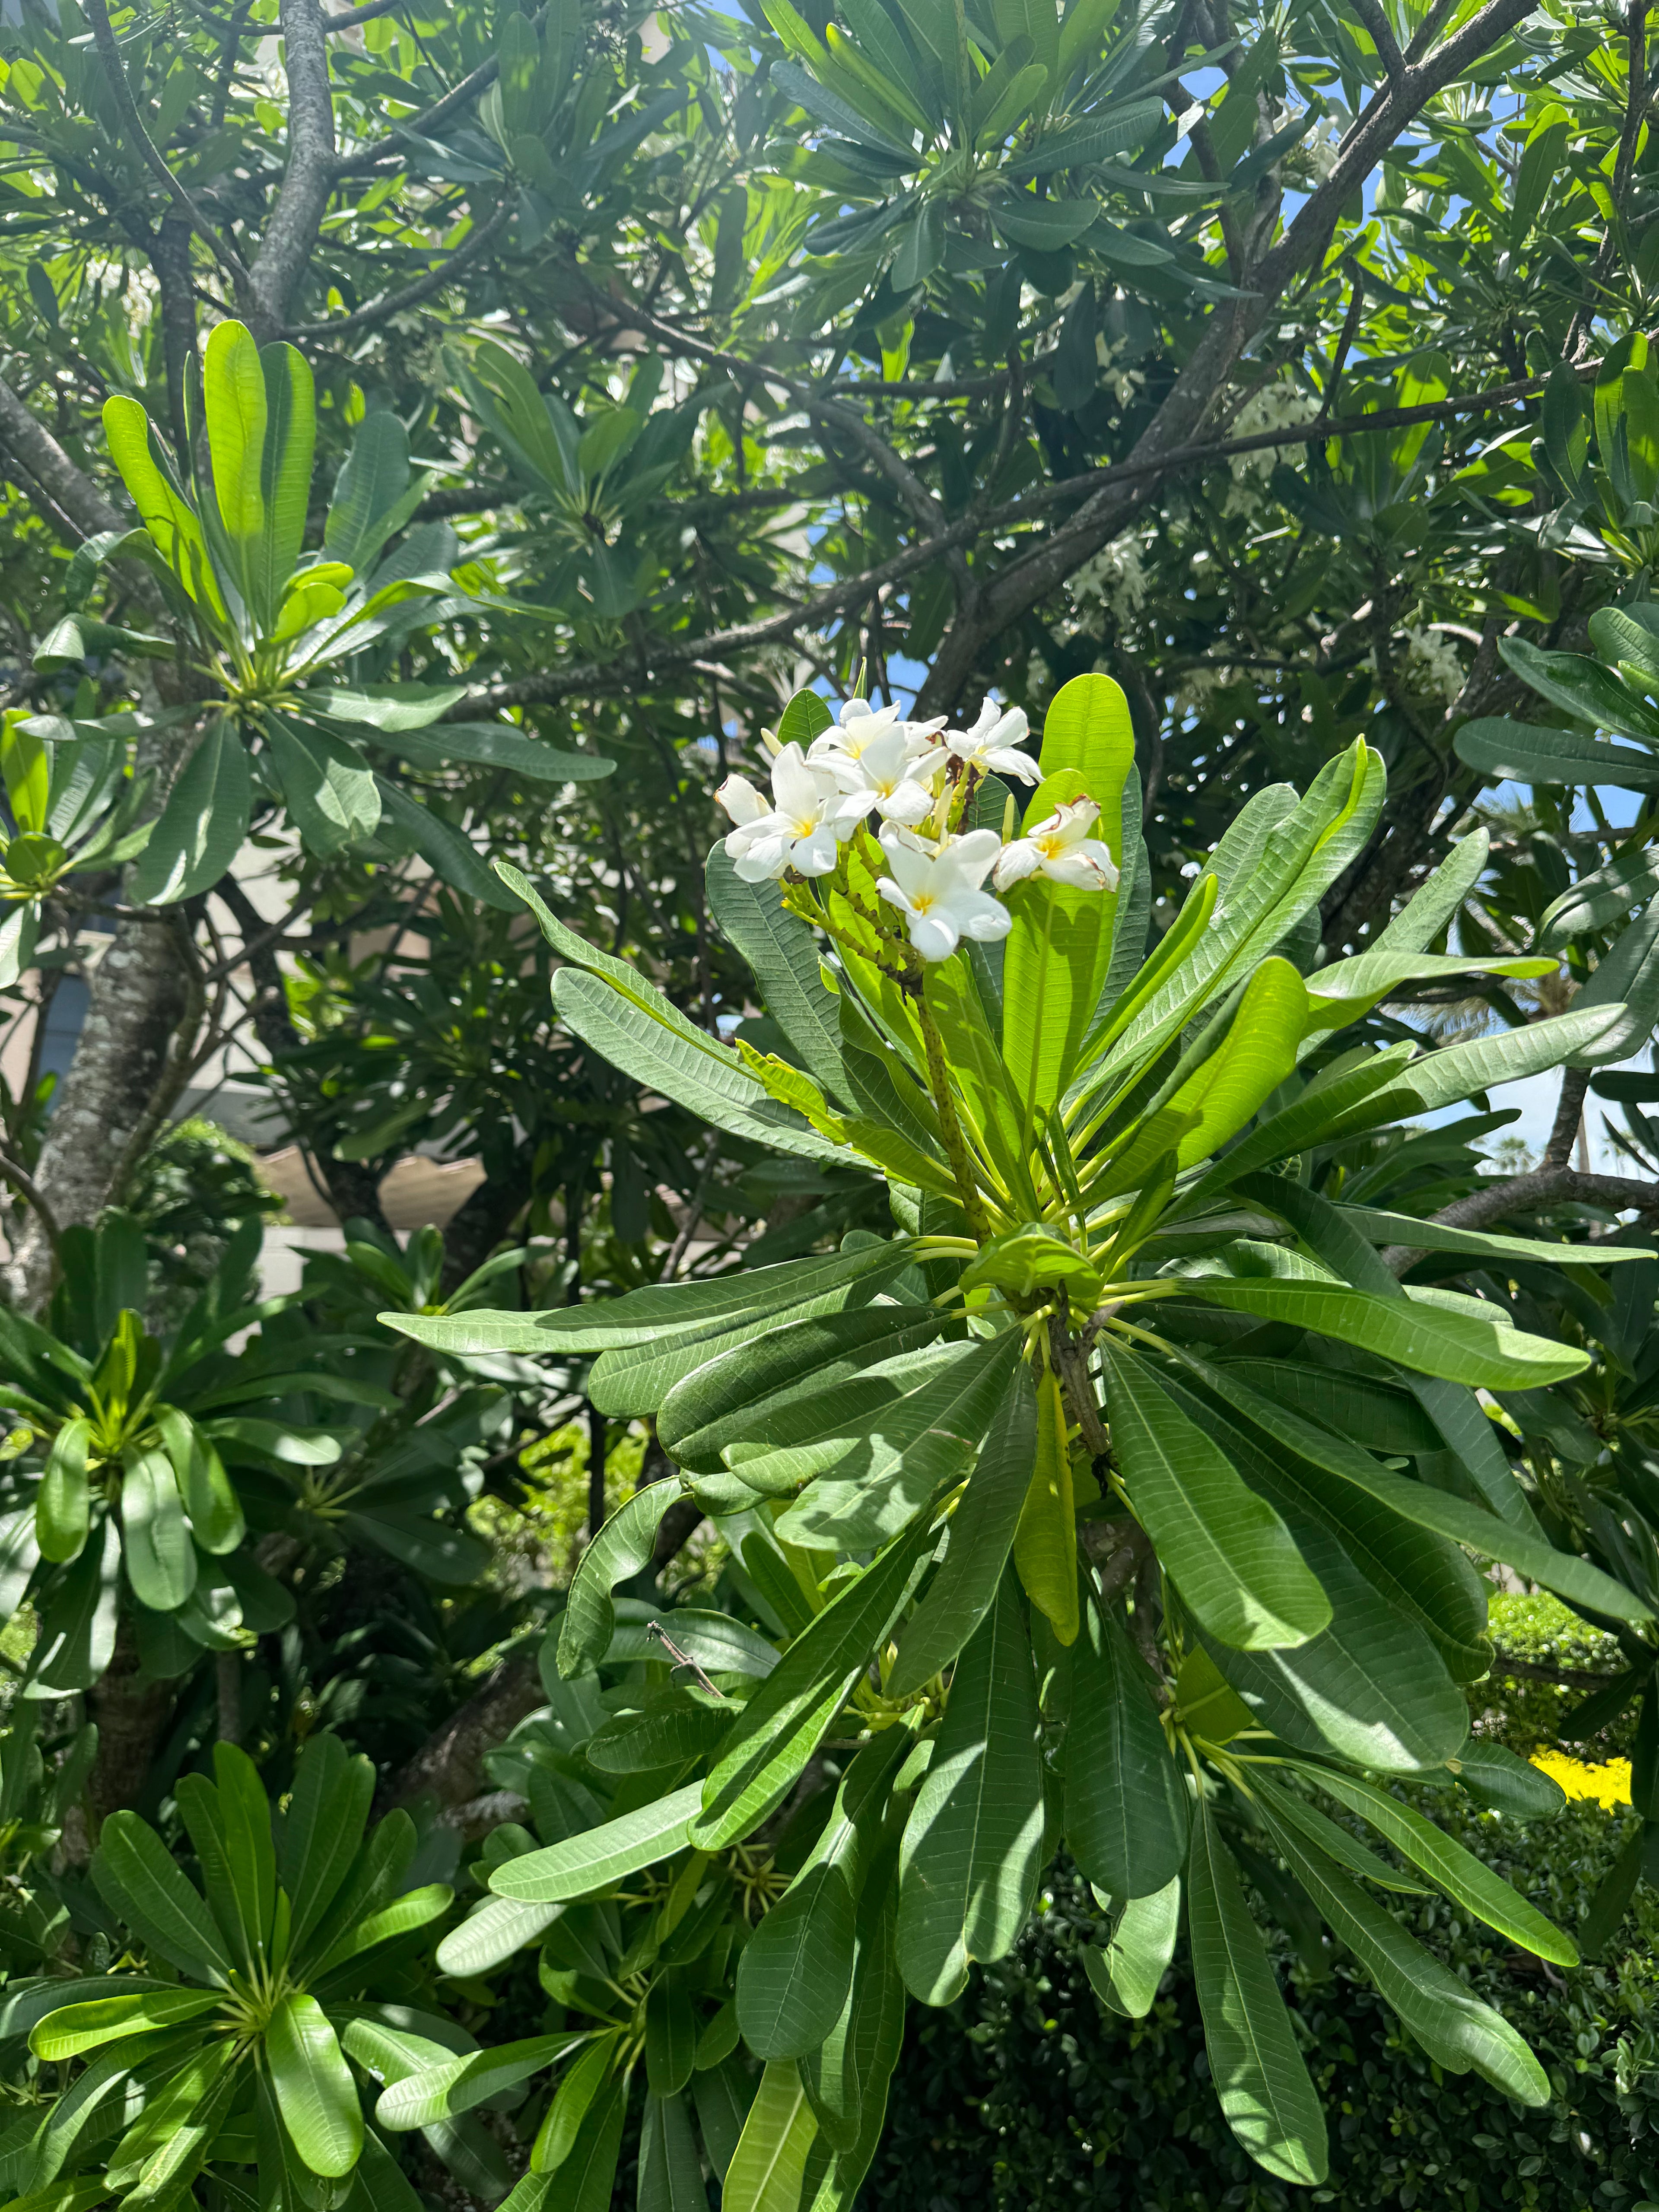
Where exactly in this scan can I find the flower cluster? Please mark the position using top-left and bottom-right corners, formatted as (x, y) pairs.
(716, 695), (1120, 963)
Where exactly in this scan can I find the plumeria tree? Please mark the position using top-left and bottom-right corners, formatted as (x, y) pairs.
(387, 669), (1652, 2202)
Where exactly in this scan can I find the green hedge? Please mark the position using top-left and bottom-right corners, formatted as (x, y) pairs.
(867, 1801), (1659, 2211)
(1475, 1593), (1634, 1763)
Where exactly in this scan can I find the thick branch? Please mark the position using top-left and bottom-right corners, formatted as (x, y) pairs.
(1381, 1165), (1659, 1272)
(248, 0), (338, 342)
(383, 1657), (543, 1811)
(0, 377), (174, 629)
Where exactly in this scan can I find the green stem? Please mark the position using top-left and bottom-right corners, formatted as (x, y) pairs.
(915, 979), (991, 1242)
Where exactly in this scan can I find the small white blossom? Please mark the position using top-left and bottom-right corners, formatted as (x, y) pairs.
(817, 722), (941, 826)
(876, 824), (1011, 962)
(994, 797), (1120, 892)
(810, 696), (945, 768)
(944, 698), (1039, 783)
(716, 744), (853, 881)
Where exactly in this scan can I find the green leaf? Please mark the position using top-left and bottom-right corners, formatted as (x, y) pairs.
(1083, 1878), (1180, 2018)
(645, 1974), (697, 2096)
(555, 967), (842, 1163)
(723, 2060), (822, 2212)
(771, 57), (913, 156)
(1539, 844), (1659, 947)
(896, 1570), (1044, 2005)
(803, 1853), (904, 2156)
(436, 1892), (560, 1977)
(1455, 715), (1659, 791)
(1163, 1372), (1487, 1679)
(1233, 1171), (1545, 1538)
(1011, 1365), (1077, 1643)
(1562, 896), (1659, 1064)
(1001, 676), (1135, 1117)
(1187, 1277), (1587, 1389)
(306, 683), (466, 729)
(737, 1807), (865, 2059)
(1187, 1796), (1328, 2185)
(1253, 1779), (1550, 2102)
(324, 408), (413, 575)
(639, 2090), (706, 2212)
(103, 393), (226, 622)
(92, 1814), (230, 1983)
(265, 715), (381, 855)
(587, 1691), (731, 1775)
(374, 776), (520, 911)
(1449, 1741), (1566, 1820)
(153, 1408), (243, 1556)
(1301, 1767), (1574, 1962)
(556, 2073), (628, 2211)
(890, 1364), (1036, 1696)
(708, 845), (849, 1104)
(131, 719), (250, 905)
(1498, 636), (1659, 742)
(376, 2034), (585, 2129)
(271, 1733), (371, 1948)
(558, 1484), (677, 1677)
(379, 722), (615, 783)
(390, 1242), (913, 1360)
(1095, 957), (1310, 1202)
(690, 1518), (935, 1851)
(659, 1306), (947, 1472)
(28, 1986), (221, 2060)
(1064, 1602), (1189, 1899)
(1331, 1205), (1656, 1268)
(771, 1332), (1023, 1551)
(490, 1782), (705, 1903)
(36, 1417), (89, 1564)
(265, 1993), (363, 2177)
(118, 1443), (197, 1613)
(1010, 95), (1163, 170)
(29, 1516), (118, 1693)
(1200, 1511), (1470, 1771)
(1098, 1340), (1330, 1649)
(1168, 1341), (1649, 1626)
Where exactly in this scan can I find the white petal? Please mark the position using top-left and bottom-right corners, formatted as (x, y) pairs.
(734, 836), (792, 880)
(716, 772), (767, 826)
(877, 779), (938, 826)
(909, 913), (960, 961)
(993, 839), (1042, 888)
(957, 893), (1012, 942)
(876, 874), (919, 917)
(794, 825), (842, 876)
(983, 745), (1040, 782)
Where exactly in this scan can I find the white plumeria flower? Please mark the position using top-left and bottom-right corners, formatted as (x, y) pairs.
(810, 696), (946, 771)
(715, 745), (852, 880)
(818, 722), (941, 827)
(945, 698), (1039, 783)
(876, 824), (1011, 962)
(994, 797), (1121, 892)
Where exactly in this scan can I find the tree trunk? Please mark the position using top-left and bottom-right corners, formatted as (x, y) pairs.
(382, 1657), (544, 1812)
(87, 1616), (175, 1821)
(3, 907), (193, 1308)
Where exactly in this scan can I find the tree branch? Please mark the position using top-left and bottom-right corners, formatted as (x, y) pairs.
(913, 0), (1540, 712)
(247, 0), (338, 342)
(1381, 1165), (1659, 1272)
(455, 349), (1622, 713)
(332, 21), (532, 176)
(82, 0), (251, 292)
(287, 197), (509, 338)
